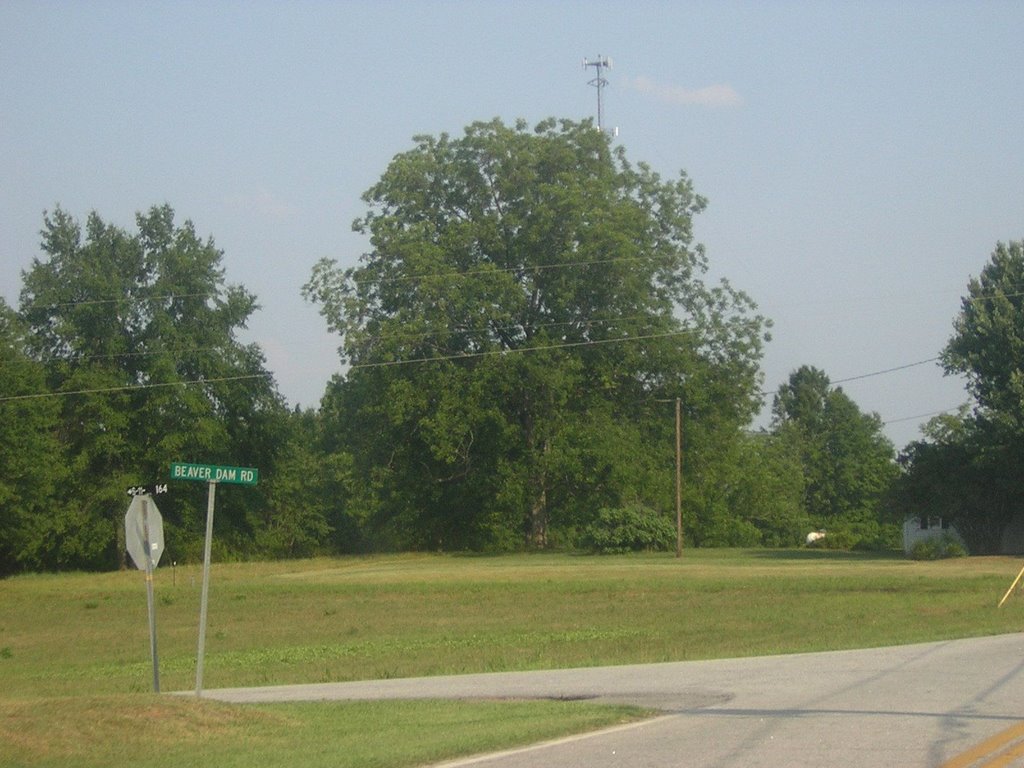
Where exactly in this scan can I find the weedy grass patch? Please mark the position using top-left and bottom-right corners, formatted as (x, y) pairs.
(4, 551), (1024, 696)
(0, 695), (644, 768)
(2, 550), (1024, 766)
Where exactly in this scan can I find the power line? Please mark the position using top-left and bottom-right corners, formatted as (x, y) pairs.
(11, 256), (661, 313)
(20, 291), (215, 312)
(331, 254), (1024, 307)
(2, 311), (696, 369)
(883, 407), (962, 426)
(759, 357), (940, 398)
(347, 312), (677, 348)
(13, 258), (658, 312)
(351, 255), (655, 286)
(0, 337), (966, 437)
(832, 357), (941, 385)
(350, 329), (698, 369)
(6, 263), (1009, 412)
(14, 262), (1024, 315)
(0, 373), (272, 404)
(0, 344), (232, 369)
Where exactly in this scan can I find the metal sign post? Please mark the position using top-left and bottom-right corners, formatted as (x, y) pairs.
(169, 462), (258, 696)
(124, 490), (166, 692)
(195, 479), (217, 696)
(142, 497), (160, 693)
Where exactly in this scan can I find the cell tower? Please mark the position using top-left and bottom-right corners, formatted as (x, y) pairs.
(582, 55), (615, 134)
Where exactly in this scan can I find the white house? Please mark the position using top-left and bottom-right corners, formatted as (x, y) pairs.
(902, 515), (965, 555)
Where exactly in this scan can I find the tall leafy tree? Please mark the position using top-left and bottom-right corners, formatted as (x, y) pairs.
(772, 366), (898, 547)
(0, 300), (66, 573)
(893, 409), (1021, 554)
(943, 240), (1024, 434)
(712, 430), (808, 548)
(17, 205), (285, 569)
(255, 407), (353, 558)
(305, 118), (768, 549)
(895, 240), (1024, 554)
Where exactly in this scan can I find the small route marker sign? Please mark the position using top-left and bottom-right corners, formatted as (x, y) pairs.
(170, 462), (258, 485)
(128, 484), (168, 497)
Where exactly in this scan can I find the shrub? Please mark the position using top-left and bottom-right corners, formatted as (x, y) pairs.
(910, 534), (968, 560)
(582, 504), (675, 554)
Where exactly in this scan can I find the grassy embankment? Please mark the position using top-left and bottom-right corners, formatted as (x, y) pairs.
(2, 550), (1023, 767)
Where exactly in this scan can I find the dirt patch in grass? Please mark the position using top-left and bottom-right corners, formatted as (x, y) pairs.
(0, 695), (283, 766)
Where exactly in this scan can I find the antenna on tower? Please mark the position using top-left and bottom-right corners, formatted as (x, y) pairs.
(582, 55), (616, 135)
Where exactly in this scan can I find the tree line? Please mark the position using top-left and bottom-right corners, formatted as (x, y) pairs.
(1, 118), (1018, 573)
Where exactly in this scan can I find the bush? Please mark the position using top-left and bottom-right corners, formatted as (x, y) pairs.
(910, 534), (968, 560)
(813, 521), (902, 552)
(582, 504), (676, 554)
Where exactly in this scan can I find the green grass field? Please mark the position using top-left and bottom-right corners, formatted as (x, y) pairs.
(2, 550), (1024, 767)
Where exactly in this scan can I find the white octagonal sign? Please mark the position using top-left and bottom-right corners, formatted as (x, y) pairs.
(124, 494), (165, 571)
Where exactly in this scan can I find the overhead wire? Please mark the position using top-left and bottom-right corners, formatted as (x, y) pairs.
(883, 407), (962, 426)
(0, 316), (956, 413)
(6, 256), (1009, 414)
(0, 344), (233, 369)
(350, 255), (655, 286)
(832, 357), (941, 384)
(343, 311), (678, 349)
(0, 373), (272, 403)
(0, 313), (674, 370)
(20, 291), (216, 312)
(350, 329), (698, 369)
(12, 258), (650, 314)
(758, 357), (941, 398)
(11, 259), (1022, 338)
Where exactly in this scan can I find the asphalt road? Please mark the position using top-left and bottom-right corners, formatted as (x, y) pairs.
(199, 634), (1024, 767)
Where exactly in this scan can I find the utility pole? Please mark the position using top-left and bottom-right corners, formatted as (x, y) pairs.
(676, 397), (683, 557)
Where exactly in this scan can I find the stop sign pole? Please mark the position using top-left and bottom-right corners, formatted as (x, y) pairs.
(142, 497), (160, 693)
(125, 490), (166, 693)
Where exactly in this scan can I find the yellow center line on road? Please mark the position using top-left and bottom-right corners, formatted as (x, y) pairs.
(986, 741), (1024, 768)
(940, 722), (1024, 768)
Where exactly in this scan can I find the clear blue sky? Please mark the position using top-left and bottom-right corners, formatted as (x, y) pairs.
(3, 1), (1022, 448)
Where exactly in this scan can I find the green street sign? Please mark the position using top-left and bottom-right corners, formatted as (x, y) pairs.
(170, 462), (259, 486)
(170, 462), (258, 695)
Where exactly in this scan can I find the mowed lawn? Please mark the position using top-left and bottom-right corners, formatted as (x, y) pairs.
(2, 550), (1024, 767)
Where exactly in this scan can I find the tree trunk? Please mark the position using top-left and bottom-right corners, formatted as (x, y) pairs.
(528, 479), (548, 548)
(521, 394), (550, 548)
(115, 509), (127, 570)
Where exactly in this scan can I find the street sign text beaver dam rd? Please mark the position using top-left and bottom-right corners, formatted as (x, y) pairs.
(170, 463), (258, 485)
